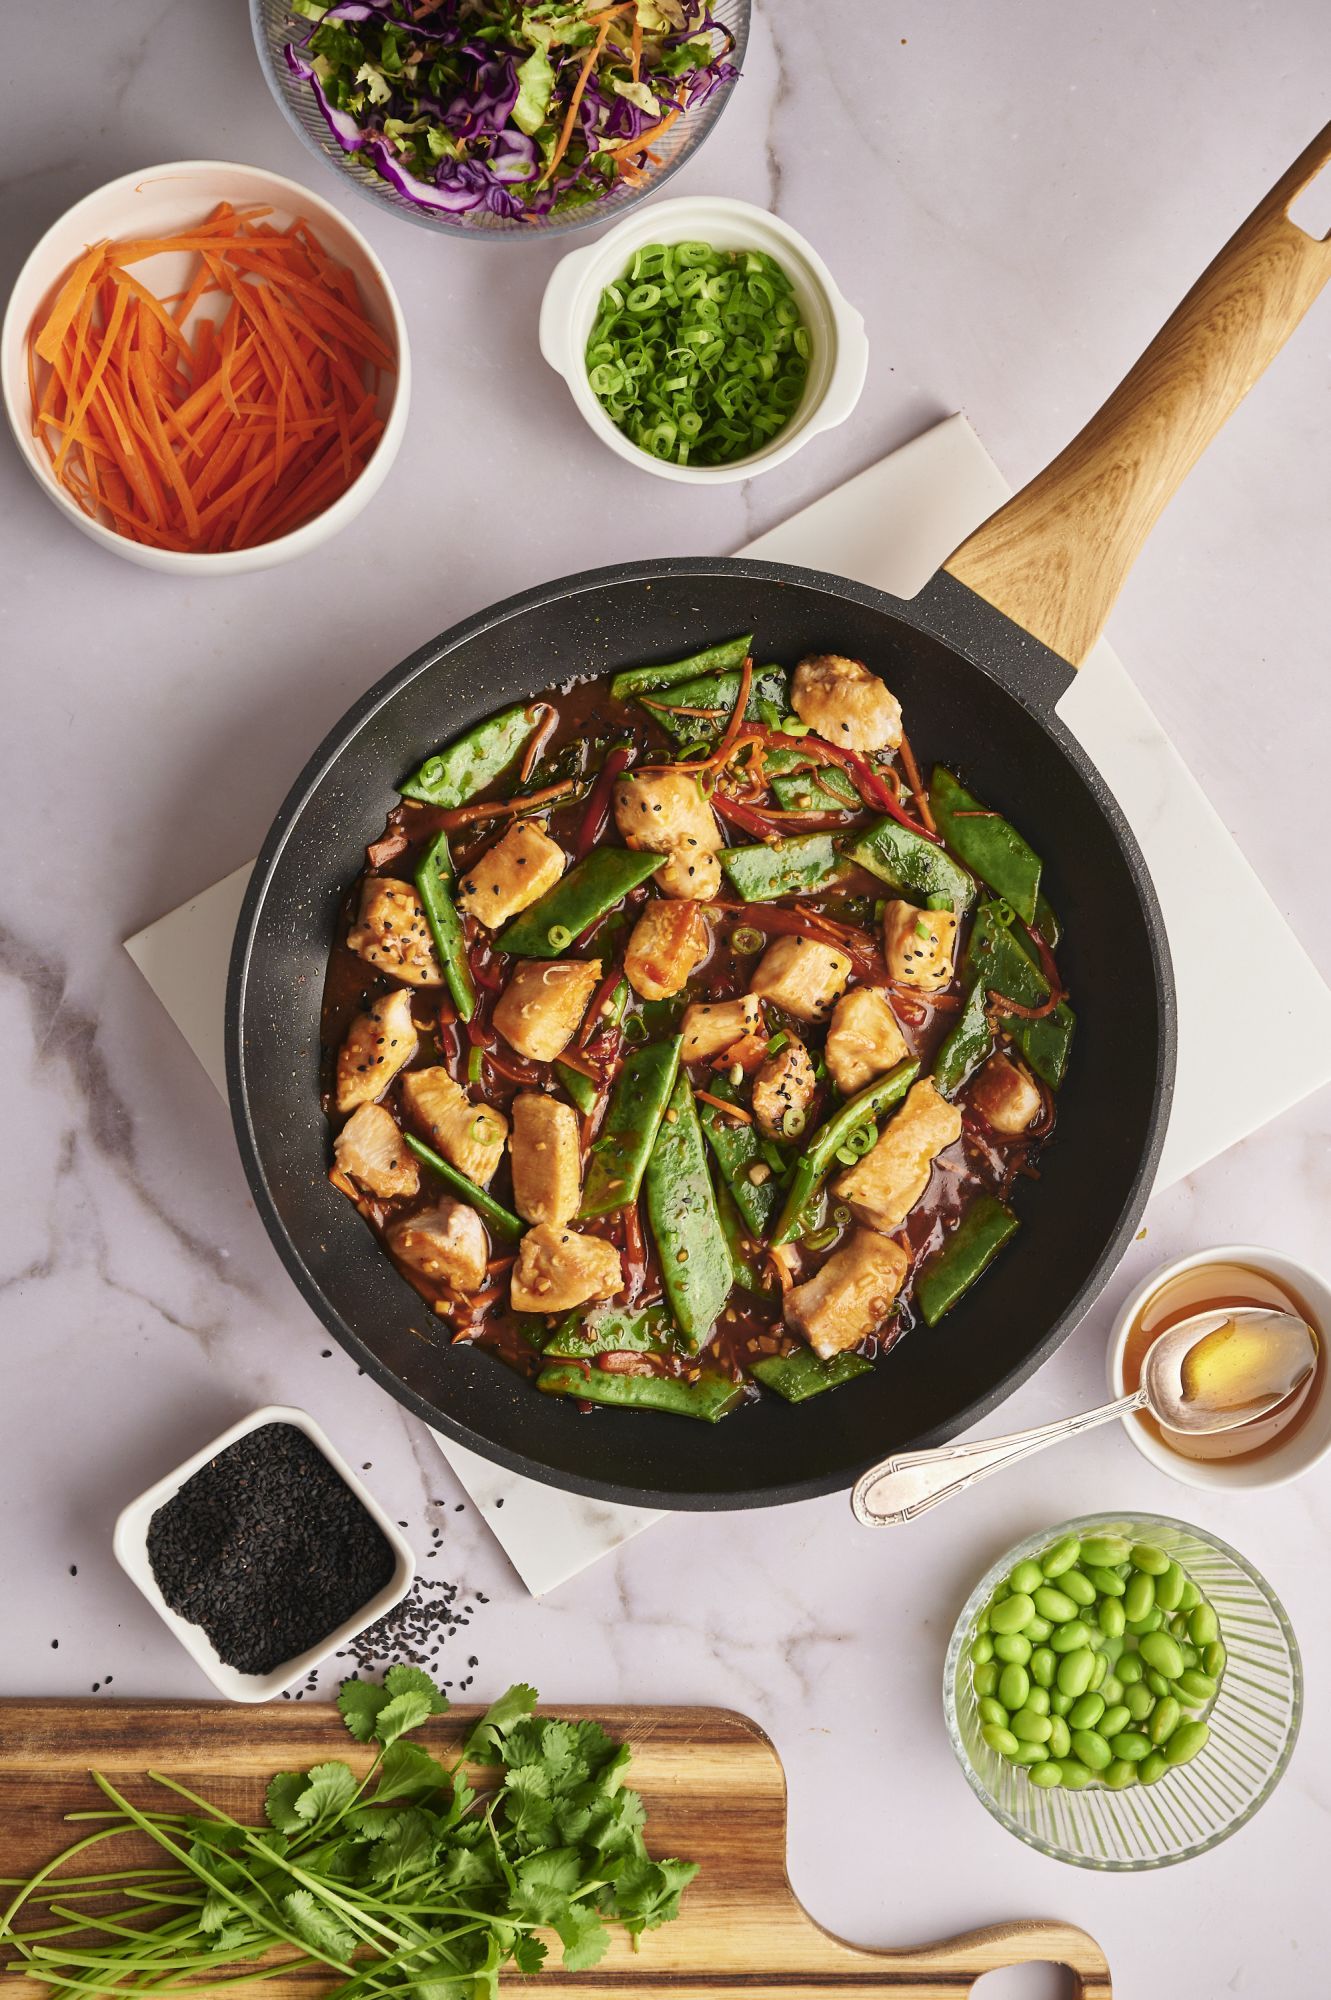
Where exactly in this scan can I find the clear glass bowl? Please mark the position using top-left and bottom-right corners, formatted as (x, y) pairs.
(250, 0), (750, 242)
(944, 1513), (1302, 1869)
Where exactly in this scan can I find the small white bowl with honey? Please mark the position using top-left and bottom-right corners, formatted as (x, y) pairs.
(1108, 1246), (1330, 1491)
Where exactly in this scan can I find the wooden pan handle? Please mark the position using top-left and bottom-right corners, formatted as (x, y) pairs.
(942, 119), (1331, 664)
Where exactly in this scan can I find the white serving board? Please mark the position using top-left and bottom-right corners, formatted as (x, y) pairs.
(126, 412), (1331, 1594)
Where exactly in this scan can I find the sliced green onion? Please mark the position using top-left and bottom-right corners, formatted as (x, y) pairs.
(547, 924), (573, 950)
(782, 1107), (807, 1138)
(767, 1030), (789, 1055)
(803, 1223), (839, 1252)
(731, 924), (765, 954)
(622, 1011), (648, 1042)
(466, 1045), (484, 1085)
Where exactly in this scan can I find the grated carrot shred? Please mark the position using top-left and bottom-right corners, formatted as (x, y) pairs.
(27, 204), (395, 553)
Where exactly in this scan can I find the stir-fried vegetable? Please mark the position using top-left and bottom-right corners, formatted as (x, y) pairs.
(645, 1074), (734, 1345)
(929, 767), (1042, 924)
(537, 1363), (743, 1421)
(752, 1348), (874, 1403)
(414, 830), (476, 1021)
(772, 1058), (919, 1246)
(720, 834), (847, 902)
(497, 847), (663, 955)
(915, 1193), (1020, 1325)
(401, 705), (542, 808)
(580, 1037), (681, 1217)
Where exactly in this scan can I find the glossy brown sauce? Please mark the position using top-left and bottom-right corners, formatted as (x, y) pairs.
(319, 668), (1054, 1399)
(1122, 1260), (1324, 1463)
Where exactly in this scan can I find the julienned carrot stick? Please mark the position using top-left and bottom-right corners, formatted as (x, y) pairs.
(28, 204), (395, 553)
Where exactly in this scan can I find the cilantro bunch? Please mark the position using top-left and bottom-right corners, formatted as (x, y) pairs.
(0, 1668), (697, 1998)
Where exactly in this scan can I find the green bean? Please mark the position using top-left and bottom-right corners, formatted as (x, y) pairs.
(698, 1079), (781, 1236)
(1175, 1670), (1218, 1706)
(1139, 1631), (1184, 1680)
(1070, 1729), (1112, 1772)
(1123, 1571), (1156, 1622)
(1103, 1759), (1137, 1790)
(1079, 1535), (1131, 1568)
(771, 1058), (919, 1245)
(982, 1724), (1020, 1759)
(1068, 1693), (1105, 1731)
(646, 1074), (733, 1345)
(931, 976), (993, 1096)
(769, 756), (860, 811)
(497, 846), (664, 955)
(543, 1303), (678, 1360)
(993, 1634), (1031, 1665)
(1030, 1647), (1056, 1690)
(401, 702), (542, 806)
(610, 632), (755, 702)
(1040, 1534), (1081, 1577)
(1029, 1761), (1063, 1789)
(553, 1059), (599, 1116)
(402, 1133), (524, 1239)
(1011, 1708), (1052, 1744)
(1097, 1704), (1131, 1740)
(581, 1037), (681, 1217)
(1150, 1696), (1181, 1746)
(1154, 1561), (1186, 1611)
(1189, 1604), (1220, 1647)
(963, 902), (1075, 1088)
(1165, 1720), (1210, 1765)
(1033, 1585), (1078, 1624)
(997, 1664), (1030, 1711)
(1130, 1542), (1170, 1576)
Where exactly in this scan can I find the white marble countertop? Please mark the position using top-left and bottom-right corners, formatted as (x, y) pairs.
(3, 4), (1330, 1995)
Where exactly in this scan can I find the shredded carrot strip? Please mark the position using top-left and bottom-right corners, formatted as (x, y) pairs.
(542, 20), (610, 187)
(630, 11), (643, 81)
(694, 1091), (752, 1124)
(26, 209), (396, 554)
(603, 106), (683, 157)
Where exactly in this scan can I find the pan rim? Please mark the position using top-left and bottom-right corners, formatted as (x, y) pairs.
(225, 554), (1177, 1510)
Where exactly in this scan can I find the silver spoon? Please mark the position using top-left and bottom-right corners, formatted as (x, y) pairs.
(851, 1306), (1317, 1527)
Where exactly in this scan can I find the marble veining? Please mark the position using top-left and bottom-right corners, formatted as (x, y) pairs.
(4, 5), (1331, 1997)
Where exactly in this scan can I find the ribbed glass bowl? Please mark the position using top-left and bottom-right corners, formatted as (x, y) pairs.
(944, 1513), (1302, 1869)
(250, 0), (750, 241)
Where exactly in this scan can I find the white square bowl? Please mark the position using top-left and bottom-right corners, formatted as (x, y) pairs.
(113, 1403), (415, 1702)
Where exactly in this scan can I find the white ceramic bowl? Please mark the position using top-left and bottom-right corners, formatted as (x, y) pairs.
(1106, 1243), (1331, 1492)
(113, 1403), (415, 1701)
(539, 195), (868, 484)
(1, 161), (410, 575)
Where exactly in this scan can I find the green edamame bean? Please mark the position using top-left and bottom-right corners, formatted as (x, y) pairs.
(1124, 1683), (1155, 1722)
(1177, 1579), (1201, 1612)
(1060, 1567), (1097, 1607)
(1127, 1607), (1164, 1636)
(1029, 1761), (1063, 1789)
(990, 1592), (1035, 1635)
(1079, 1535), (1131, 1567)
(1118, 1653), (1144, 1685)
(1139, 1630), (1185, 1679)
(1030, 1646), (1056, 1688)
(1068, 1693), (1105, 1730)
(1088, 1651), (1109, 1692)
(1150, 1696), (1181, 1745)
(1203, 1640), (1226, 1678)
(1009, 1559), (1045, 1594)
(1165, 1720), (1210, 1766)
(1032, 1584), (1078, 1624)
(1111, 1730), (1152, 1762)
(1178, 1643), (1199, 1670)
(1047, 1716), (1071, 1760)
(1059, 1759), (1094, 1790)
(1130, 1542), (1170, 1575)
(1050, 1621), (1092, 1653)
(1175, 1670), (1217, 1705)
(1057, 1649), (1096, 1698)
(1154, 1561), (1185, 1611)
(1104, 1759), (1137, 1790)
(1101, 1673), (1124, 1705)
(1139, 1749), (1169, 1785)
(1098, 1597), (1126, 1639)
(982, 1723), (1020, 1757)
(1010, 1739), (1047, 1764)
(1189, 1603), (1219, 1647)
(1070, 1729), (1112, 1771)
(1169, 1611), (1191, 1639)
(1026, 1686), (1050, 1716)
(1144, 1669), (1170, 1699)
(978, 1696), (1009, 1727)
(997, 1663), (1030, 1711)
(970, 1633), (994, 1665)
(1011, 1707), (1052, 1744)
(1086, 1565), (1126, 1596)
(993, 1633), (1032, 1664)
(1049, 1690), (1073, 1716)
(1025, 1614), (1053, 1642)
(991, 1582), (1010, 1602)
(1040, 1533), (1081, 1577)
(1123, 1571), (1155, 1622)
(973, 1662), (999, 1696)
(1098, 1704), (1131, 1739)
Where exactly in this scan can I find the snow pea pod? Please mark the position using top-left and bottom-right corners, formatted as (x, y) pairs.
(553, 1060), (599, 1115)
(402, 1133), (524, 1241)
(543, 1302), (681, 1359)
(698, 1082), (782, 1237)
(752, 1347), (874, 1404)
(720, 833), (848, 901)
(716, 1180), (765, 1291)
(929, 766), (1042, 924)
(841, 815), (975, 912)
(496, 847), (663, 956)
(640, 663), (788, 745)
(580, 1036), (681, 1218)
(771, 1056), (920, 1245)
(646, 1074), (734, 1346)
(609, 632), (754, 703)
(537, 1363), (743, 1423)
(932, 976), (993, 1096)
(965, 901), (1075, 1089)
(414, 830), (476, 1023)
(916, 1193), (1019, 1326)
(400, 704), (542, 808)
(769, 758), (860, 811)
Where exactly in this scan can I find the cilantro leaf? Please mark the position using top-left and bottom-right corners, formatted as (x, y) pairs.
(264, 1772), (308, 1836)
(556, 1904), (611, 1971)
(338, 1677), (390, 1744)
(364, 1809), (435, 1884)
(373, 1690), (438, 1749)
(463, 1683), (539, 1763)
(373, 1739), (451, 1804)
(510, 1847), (582, 1925)
(280, 1889), (357, 1964)
(609, 1854), (701, 1933)
(383, 1664), (448, 1713)
(292, 1762), (358, 1829)
(510, 1934), (548, 1976)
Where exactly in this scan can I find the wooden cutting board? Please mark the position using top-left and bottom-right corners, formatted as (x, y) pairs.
(0, 1703), (1110, 1998)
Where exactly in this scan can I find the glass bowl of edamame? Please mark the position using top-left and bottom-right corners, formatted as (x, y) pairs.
(943, 1514), (1302, 1869)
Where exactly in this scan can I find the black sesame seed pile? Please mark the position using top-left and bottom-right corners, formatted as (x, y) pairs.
(335, 1568), (489, 1691)
(146, 1422), (396, 1677)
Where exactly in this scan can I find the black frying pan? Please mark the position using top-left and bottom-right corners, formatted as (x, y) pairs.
(226, 124), (1331, 1510)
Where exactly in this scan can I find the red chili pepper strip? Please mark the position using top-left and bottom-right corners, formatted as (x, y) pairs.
(574, 744), (633, 861)
(746, 724), (940, 843)
(713, 792), (855, 840)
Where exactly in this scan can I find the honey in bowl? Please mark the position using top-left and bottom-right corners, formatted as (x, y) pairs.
(1123, 1261), (1324, 1462)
